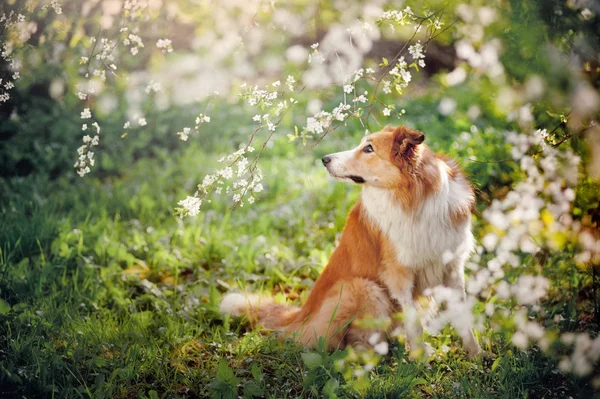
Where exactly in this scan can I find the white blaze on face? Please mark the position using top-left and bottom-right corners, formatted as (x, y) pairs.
(325, 148), (358, 181)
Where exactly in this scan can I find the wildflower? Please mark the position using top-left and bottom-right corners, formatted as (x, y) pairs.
(81, 108), (91, 119)
(177, 196), (201, 217)
(145, 80), (161, 93)
(50, 0), (63, 14)
(353, 94), (368, 103)
(156, 38), (173, 53)
(220, 167), (233, 179)
(177, 127), (191, 141)
(286, 75), (295, 91)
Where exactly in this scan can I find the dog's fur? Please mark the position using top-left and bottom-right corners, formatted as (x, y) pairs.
(220, 125), (481, 357)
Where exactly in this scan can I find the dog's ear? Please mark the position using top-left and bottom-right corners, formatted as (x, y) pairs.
(391, 126), (425, 165)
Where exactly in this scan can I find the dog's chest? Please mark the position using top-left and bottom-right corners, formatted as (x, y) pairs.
(361, 182), (472, 270)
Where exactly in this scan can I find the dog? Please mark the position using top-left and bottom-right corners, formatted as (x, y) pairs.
(220, 125), (482, 357)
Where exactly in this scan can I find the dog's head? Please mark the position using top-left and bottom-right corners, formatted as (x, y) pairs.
(322, 126), (426, 188)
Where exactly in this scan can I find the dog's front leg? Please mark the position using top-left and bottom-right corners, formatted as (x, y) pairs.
(381, 265), (423, 358)
(444, 264), (482, 358)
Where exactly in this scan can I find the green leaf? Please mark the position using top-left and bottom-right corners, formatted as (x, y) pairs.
(209, 379), (237, 399)
(251, 362), (262, 382)
(0, 298), (11, 315)
(210, 361), (239, 399)
(491, 355), (503, 372)
(301, 352), (323, 369)
(323, 377), (339, 398)
(148, 390), (159, 399)
(216, 359), (239, 385)
(94, 373), (105, 390)
(407, 377), (427, 389)
(243, 382), (264, 398)
(330, 349), (347, 362)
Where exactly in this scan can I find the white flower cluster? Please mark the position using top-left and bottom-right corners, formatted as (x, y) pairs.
(481, 131), (580, 266)
(70, 1), (175, 176)
(242, 82), (280, 108)
(307, 42), (324, 64)
(454, 128), (588, 364)
(425, 286), (480, 345)
(380, 7), (417, 28)
(177, 76), (300, 214)
(575, 230), (600, 265)
(455, 39), (503, 78)
(386, 57), (412, 94)
(305, 102), (352, 136)
(177, 196), (202, 217)
(511, 308), (548, 350)
(0, 12), (24, 103)
(242, 81), (299, 133)
(301, 68), (380, 140)
(408, 41), (426, 68)
(145, 80), (161, 94)
(285, 75), (295, 91)
(176, 145), (263, 217)
(41, 1), (63, 15)
(176, 127), (192, 142)
(176, 113), (210, 141)
(96, 37), (117, 73)
(74, 111), (100, 177)
(559, 333), (600, 377)
(124, 33), (144, 56)
(156, 38), (173, 53)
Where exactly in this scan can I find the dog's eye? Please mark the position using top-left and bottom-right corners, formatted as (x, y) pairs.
(363, 144), (374, 153)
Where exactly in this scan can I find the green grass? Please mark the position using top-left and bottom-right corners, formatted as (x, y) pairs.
(0, 94), (597, 398)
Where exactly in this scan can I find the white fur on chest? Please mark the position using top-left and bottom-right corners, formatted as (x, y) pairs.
(361, 160), (474, 270)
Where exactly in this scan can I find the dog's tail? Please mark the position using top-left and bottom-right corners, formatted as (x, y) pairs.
(219, 293), (301, 330)
(220, 278), (392, 349)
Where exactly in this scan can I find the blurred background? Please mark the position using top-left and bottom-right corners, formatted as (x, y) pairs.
(1, 0), (599, 397)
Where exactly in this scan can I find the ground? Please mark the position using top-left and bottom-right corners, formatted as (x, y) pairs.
(0, 90), (595, 398)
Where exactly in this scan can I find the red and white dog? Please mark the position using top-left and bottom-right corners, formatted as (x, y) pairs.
(221, 125), (481, 357)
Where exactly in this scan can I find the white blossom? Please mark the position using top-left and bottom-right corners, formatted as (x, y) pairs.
(177, 196), (201, 217)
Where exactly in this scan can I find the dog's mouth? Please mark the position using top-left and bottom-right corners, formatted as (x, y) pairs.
(326, 169), (366, 184)
(346, 175), (365, 184)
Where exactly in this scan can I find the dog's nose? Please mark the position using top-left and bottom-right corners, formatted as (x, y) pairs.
(322, 156), (332, 166)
